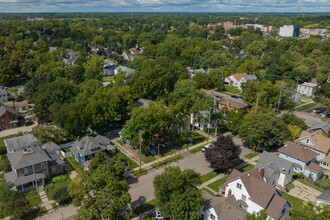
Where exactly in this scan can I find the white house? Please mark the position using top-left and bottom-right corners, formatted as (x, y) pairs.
(219, 168), (291, 220)
(279, 25), (300, 38)
(224, 73), (258, 91)
(278, 141), (323, 181)
(114, 66), (136, 77)
(297, 82), (318, 97)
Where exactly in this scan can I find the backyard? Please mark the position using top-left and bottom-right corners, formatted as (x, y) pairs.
(65, 157), (84, 173)
(223, 85), (240, 94)
(172, 131), (207, 149)
(45, 173), (72, 202)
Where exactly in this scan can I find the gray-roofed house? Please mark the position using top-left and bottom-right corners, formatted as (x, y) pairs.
(256, 151), (294, 190)
(307, 121), (330, 136)
(71, 135), (115, 170)
(42, 141), (61, 154)
(4, 134), (38, 153)
(135, 98), (152, 108)
(114, 65), (135, 77)
(4, 147), (65, 193)
(315, 189), (330, 205)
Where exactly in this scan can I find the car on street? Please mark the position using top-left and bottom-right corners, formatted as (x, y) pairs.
(202, 143), (214, 152)
(24, 121), (34, 126)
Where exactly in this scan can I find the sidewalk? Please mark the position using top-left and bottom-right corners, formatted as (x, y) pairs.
(39, 187), (55, 212)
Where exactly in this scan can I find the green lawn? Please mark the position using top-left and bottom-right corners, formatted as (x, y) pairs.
(238, 164), (255, 173)
(244, 152), (260, 160)
(142, 155), (156, 164)
(45, 173), (72, 200)
(0, 154), (11, 173)
(295, 103), (317, 111)
(172, 131), (207, 149)
(132, 169), (148, 177)
(7, 86), (22, 97)
(0, 133), (24, 155)
(286, 182), (295, 191)
(189, 142), (215, 154)
(63, 148), (71, 153)
(103, 76), (114, 82)
(151, 155), (183, 169)
(23, 207), (47, 220)
(116, 150), (138, 170)
(279, 191), (303, 209)
(207, 175), (229, 192)
(201, 187), (221, 197)
(133, 198), (157, 215)
(317, 177), (330, 189)
(159, 147), (176, 157)
(223, 85), (240, 94)
(201, 171), (220, 183)
(65, 157), (84, 173)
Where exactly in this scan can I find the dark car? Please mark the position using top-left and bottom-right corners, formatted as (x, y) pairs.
(24, 121), (34, 126)
(231, 95), (239, 98)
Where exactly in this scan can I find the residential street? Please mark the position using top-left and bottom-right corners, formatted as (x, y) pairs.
(0, 123), (37, 138)
(37, 204), (78, 220)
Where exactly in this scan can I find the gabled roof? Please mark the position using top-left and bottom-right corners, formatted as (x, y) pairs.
(4, 134), (38, 152)
(307, 121), (330, 135)
(306, 162), (323, 174)
(42, 141), (61, 152)
(278, 141), (318, 162)
(297, 130), (330, 154)
(72, 135), (111, 156)
(266, 194), (289, 219)
(0, 105), (17, 117)
(219, 99), (248, 110)
(316, 189), (330, 202)
(213, 196), (247, 220)
(231, 73), (248, 81)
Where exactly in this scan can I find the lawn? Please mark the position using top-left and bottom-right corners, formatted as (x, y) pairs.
(201, 171), (220, 183)
(103, 76), (114, 82)
(132, 169), (148, 177)
(65, 157), (83, 173)
(207, 175), (229, 192)
(142, 155), (156, 164)
(116, 150), (138, 170)
(295, 103), (317, 111)
(172, 131), (207, 149)
(63, 148), (71, 153)
(0, 133), (24, 155)
(23, 190), (41, 207)
(223, 85), (240, 94)
(159, 147), (176, 157)
(45, 173), (72, 200)
(286, 182), (295, 191)
(244, 152), (260, 160)
(279, 191), (303, 209)
(7, 86), (22, 97)
(133, 198), (157, 215)
(317, 177), (330, 189)
(151, 154), (183, 169)
(0, 154), (11, 173)
(238, 164), (255, 173)
(23, 207), (47, 220)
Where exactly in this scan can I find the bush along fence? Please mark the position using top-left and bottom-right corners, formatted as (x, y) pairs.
(304, 177), (327, 190)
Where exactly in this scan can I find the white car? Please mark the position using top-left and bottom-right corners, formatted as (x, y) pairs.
(202, 143), (214, 152)
(152, 211), (164, 219)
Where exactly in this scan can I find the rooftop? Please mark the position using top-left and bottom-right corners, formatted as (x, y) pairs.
(316, 189), (330, 202)
(4, 134), (38, 153)
(219, 99), (248, 110)
(297, 130), (330, 154)
(0, 105), (17, 117)
(307, 121), (330, 135)
(278, 141), (318, 162)
(300, 82), (318, 88)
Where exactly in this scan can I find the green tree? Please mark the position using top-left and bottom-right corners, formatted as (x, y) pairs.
(83, 56), (103, 80)
(246, 209), (267, 220)
(153, 166), (204, 220)
(68, 152), (131, 219)
(239, 113), (290, 150)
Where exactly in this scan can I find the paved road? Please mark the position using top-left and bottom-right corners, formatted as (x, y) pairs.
(0, 123), (37, 138)
(293, 111), (323, 127)
(37, 204), (78, 220)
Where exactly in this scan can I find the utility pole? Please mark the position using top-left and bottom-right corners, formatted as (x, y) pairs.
(207, 106), (211, 144)
(31, 160), (41, 208)
(255, 93), (259, 115)
(158, 142), (160, 165)
(139, 130), (142, 173)
(278, 82), (285, 113)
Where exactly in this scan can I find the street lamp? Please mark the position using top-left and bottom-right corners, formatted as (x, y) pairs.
(56, 203), (63, 220)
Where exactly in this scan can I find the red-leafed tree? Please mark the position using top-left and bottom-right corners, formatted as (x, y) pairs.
(204, 135), (241, 171)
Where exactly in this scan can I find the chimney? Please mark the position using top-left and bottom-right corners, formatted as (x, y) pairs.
(77, 136), (80, 141)
(38, 144), (41, 149)
(260, 169), (264, 178)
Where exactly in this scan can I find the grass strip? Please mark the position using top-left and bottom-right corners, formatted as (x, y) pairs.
(133, 198), (157, 215)
(151, 155), (183, 169)
(207, 175), (229, 192)
(244, 152), (260, 160)
(132, 169), (148, 177)
(201, 171), (220, 183)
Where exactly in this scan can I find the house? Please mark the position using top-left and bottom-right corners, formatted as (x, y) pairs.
(284, 89), (300, 103)
(135, 98), (152, 108)
(3, 100), (33, 112)
(191, 109), (219, 130)
(4, 134), (39, 153)
(315, 189), (330, 205)
(296, 130), (330, 161)
(307, 121), (330, 136)
(122, 51), (133, 61)
(278, 141), (323, 181)
(42, 141), (61, 155)
(256, 151), (294, 190)
(224, 73), (258, 91)
(297, 82), (318, 97)
(71, 135), (115, 170)
(114, 65), (136, 77)
(186, 67), (210, 78)
(201, 191), (247, 220)
(219, 168), (291, 220)
(0, 105), (18, 131)
(0, 87), (9, 103)
(4, 146), (65, 193)
(103, 63), (118, 76)
(218, 99), (248, 113)
(17, 87), (25, 96)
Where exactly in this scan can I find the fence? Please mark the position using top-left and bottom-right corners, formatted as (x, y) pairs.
(304, 177), (327, 190)
(60, 150), (72, 158)
(59, 141), (74, 149)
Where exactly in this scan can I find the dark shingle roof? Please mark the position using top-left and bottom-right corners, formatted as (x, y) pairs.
(7, 147), (50, 170)
(0, 105), (17, 117)
(72, 135), (111, 156)
(5, 171), (45, 186)
(316, 189), (330, 202)
(307, 121), (330, 135)
(4, 134), (38, 152)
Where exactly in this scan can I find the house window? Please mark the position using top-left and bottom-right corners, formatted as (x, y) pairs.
(41, 163), (45, 169)
(288, 169), (290, 174)
(24, 168), (28, 175)
(241, 194), (246, 201)
(306, 139), (309, 144)
(210, 214), (216, 220)
(281, 208), (286, 215)
(52, 167), (56, 174)
(237, 183), (242, 189)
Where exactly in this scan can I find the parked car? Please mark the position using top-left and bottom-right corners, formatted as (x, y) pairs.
(152, 211), (164, 220)
(202, 143), (214, 152)
(24, 121), (34, 126)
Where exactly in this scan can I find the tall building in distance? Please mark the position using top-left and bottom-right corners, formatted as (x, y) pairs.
(279, 25), (300, 37)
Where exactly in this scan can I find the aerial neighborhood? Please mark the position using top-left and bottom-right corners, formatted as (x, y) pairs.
(0, 11), (329, 220)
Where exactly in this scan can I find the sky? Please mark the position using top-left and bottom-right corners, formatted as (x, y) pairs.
(0, 0), (329, 13)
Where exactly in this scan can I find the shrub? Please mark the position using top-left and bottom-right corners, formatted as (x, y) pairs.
(52, 186), (71, 205)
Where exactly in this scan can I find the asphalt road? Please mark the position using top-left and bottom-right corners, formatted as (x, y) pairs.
(0, 123), (37, 138)
(293, 111), (323, 127)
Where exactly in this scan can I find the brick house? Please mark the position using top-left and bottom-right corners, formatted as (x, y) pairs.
(0, 105), (18, 130)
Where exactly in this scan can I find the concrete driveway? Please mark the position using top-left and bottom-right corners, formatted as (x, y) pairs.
(293, 111), (323, 127)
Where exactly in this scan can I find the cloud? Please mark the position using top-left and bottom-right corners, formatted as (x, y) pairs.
(0, 0), (328, 12)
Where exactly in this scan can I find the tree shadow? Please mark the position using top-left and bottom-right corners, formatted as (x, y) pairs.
(126, 173), (139, 184)
(130, 196), (147, 209)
